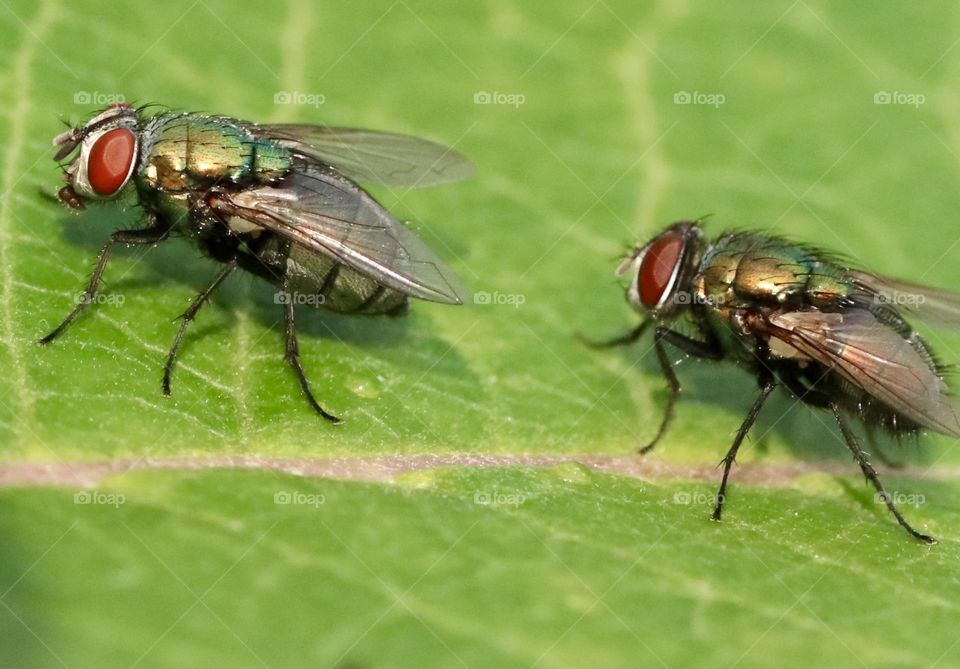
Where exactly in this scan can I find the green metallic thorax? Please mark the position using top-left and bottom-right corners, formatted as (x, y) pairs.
(695, 234), (854, 311)
(129, 112), (407, 316)
(134, 113), (291, 223)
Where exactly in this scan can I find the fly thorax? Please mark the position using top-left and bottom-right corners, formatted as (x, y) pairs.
(250, 140), (291, 181)
(805, 262), (853, 306)
(141, 152), (188, 191)
(733, 254), (806, 303)
(139, 115), (290, 194)
(699, 251), (738, 307)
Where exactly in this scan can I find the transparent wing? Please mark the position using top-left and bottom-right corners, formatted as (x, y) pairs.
(850, 270), (960, 329)
(255, 125), (473, 188)
(210, 163), (467, 304)
(768, 309), (960, 437)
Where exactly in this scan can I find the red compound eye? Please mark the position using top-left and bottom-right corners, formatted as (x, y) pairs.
(638, 232), (685, 307)
(87, 127), (136, 196)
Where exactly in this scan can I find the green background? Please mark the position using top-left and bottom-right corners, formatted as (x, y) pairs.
(2, 1), (960, 667)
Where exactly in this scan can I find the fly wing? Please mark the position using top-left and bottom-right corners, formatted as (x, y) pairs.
(768, 309), (960, 437)
(211, 163), (467, 304)
(255, 125), (473, 188)
(849, 270), (960, 329)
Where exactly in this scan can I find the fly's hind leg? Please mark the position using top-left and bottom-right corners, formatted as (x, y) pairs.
(281, 286), (341, 424)
(779, 376), (906, 470)
(162, 261), (238, 396)
(832, 405), (934, 544)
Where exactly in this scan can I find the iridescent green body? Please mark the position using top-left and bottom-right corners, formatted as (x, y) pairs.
(136, 114), (290, 221)
(695, 233), (864, 367)
(687, 230), (940, 433)
(132, 113), (407, 315)
(610, 220), (960, 542)
(695, 233), (854, 310)
(48, 102), (471, 424)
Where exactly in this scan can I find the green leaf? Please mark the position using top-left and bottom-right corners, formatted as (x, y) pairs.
(2, 1), (960, 667)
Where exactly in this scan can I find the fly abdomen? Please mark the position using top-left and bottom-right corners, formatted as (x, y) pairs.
(284, 243), (408, 315)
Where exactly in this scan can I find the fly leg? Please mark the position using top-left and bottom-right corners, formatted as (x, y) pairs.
(574, 319), (665, 451)
(832, 405), (934, 544)
(779, 376), (906, 470)
(712, 376), (776, 521)
(643, 334), (681, 454)
(642, 326), (724, 454)
(162, 261), (238, 396)
(39, 226), (170, 344)
(575, 321), (650, 349)
(282, 286), (341, 424)
(576, 316), (723, 454)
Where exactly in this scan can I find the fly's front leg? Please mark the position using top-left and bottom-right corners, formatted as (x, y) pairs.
(39, 226), (171, 344)
(642, 325), (724, 454)
(643, 334), (680, 454)
(576, 321), (650, 349)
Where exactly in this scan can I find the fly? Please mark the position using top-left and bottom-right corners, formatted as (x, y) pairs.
(44, 102), (472, 422)
(587, 220), (960, 543)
